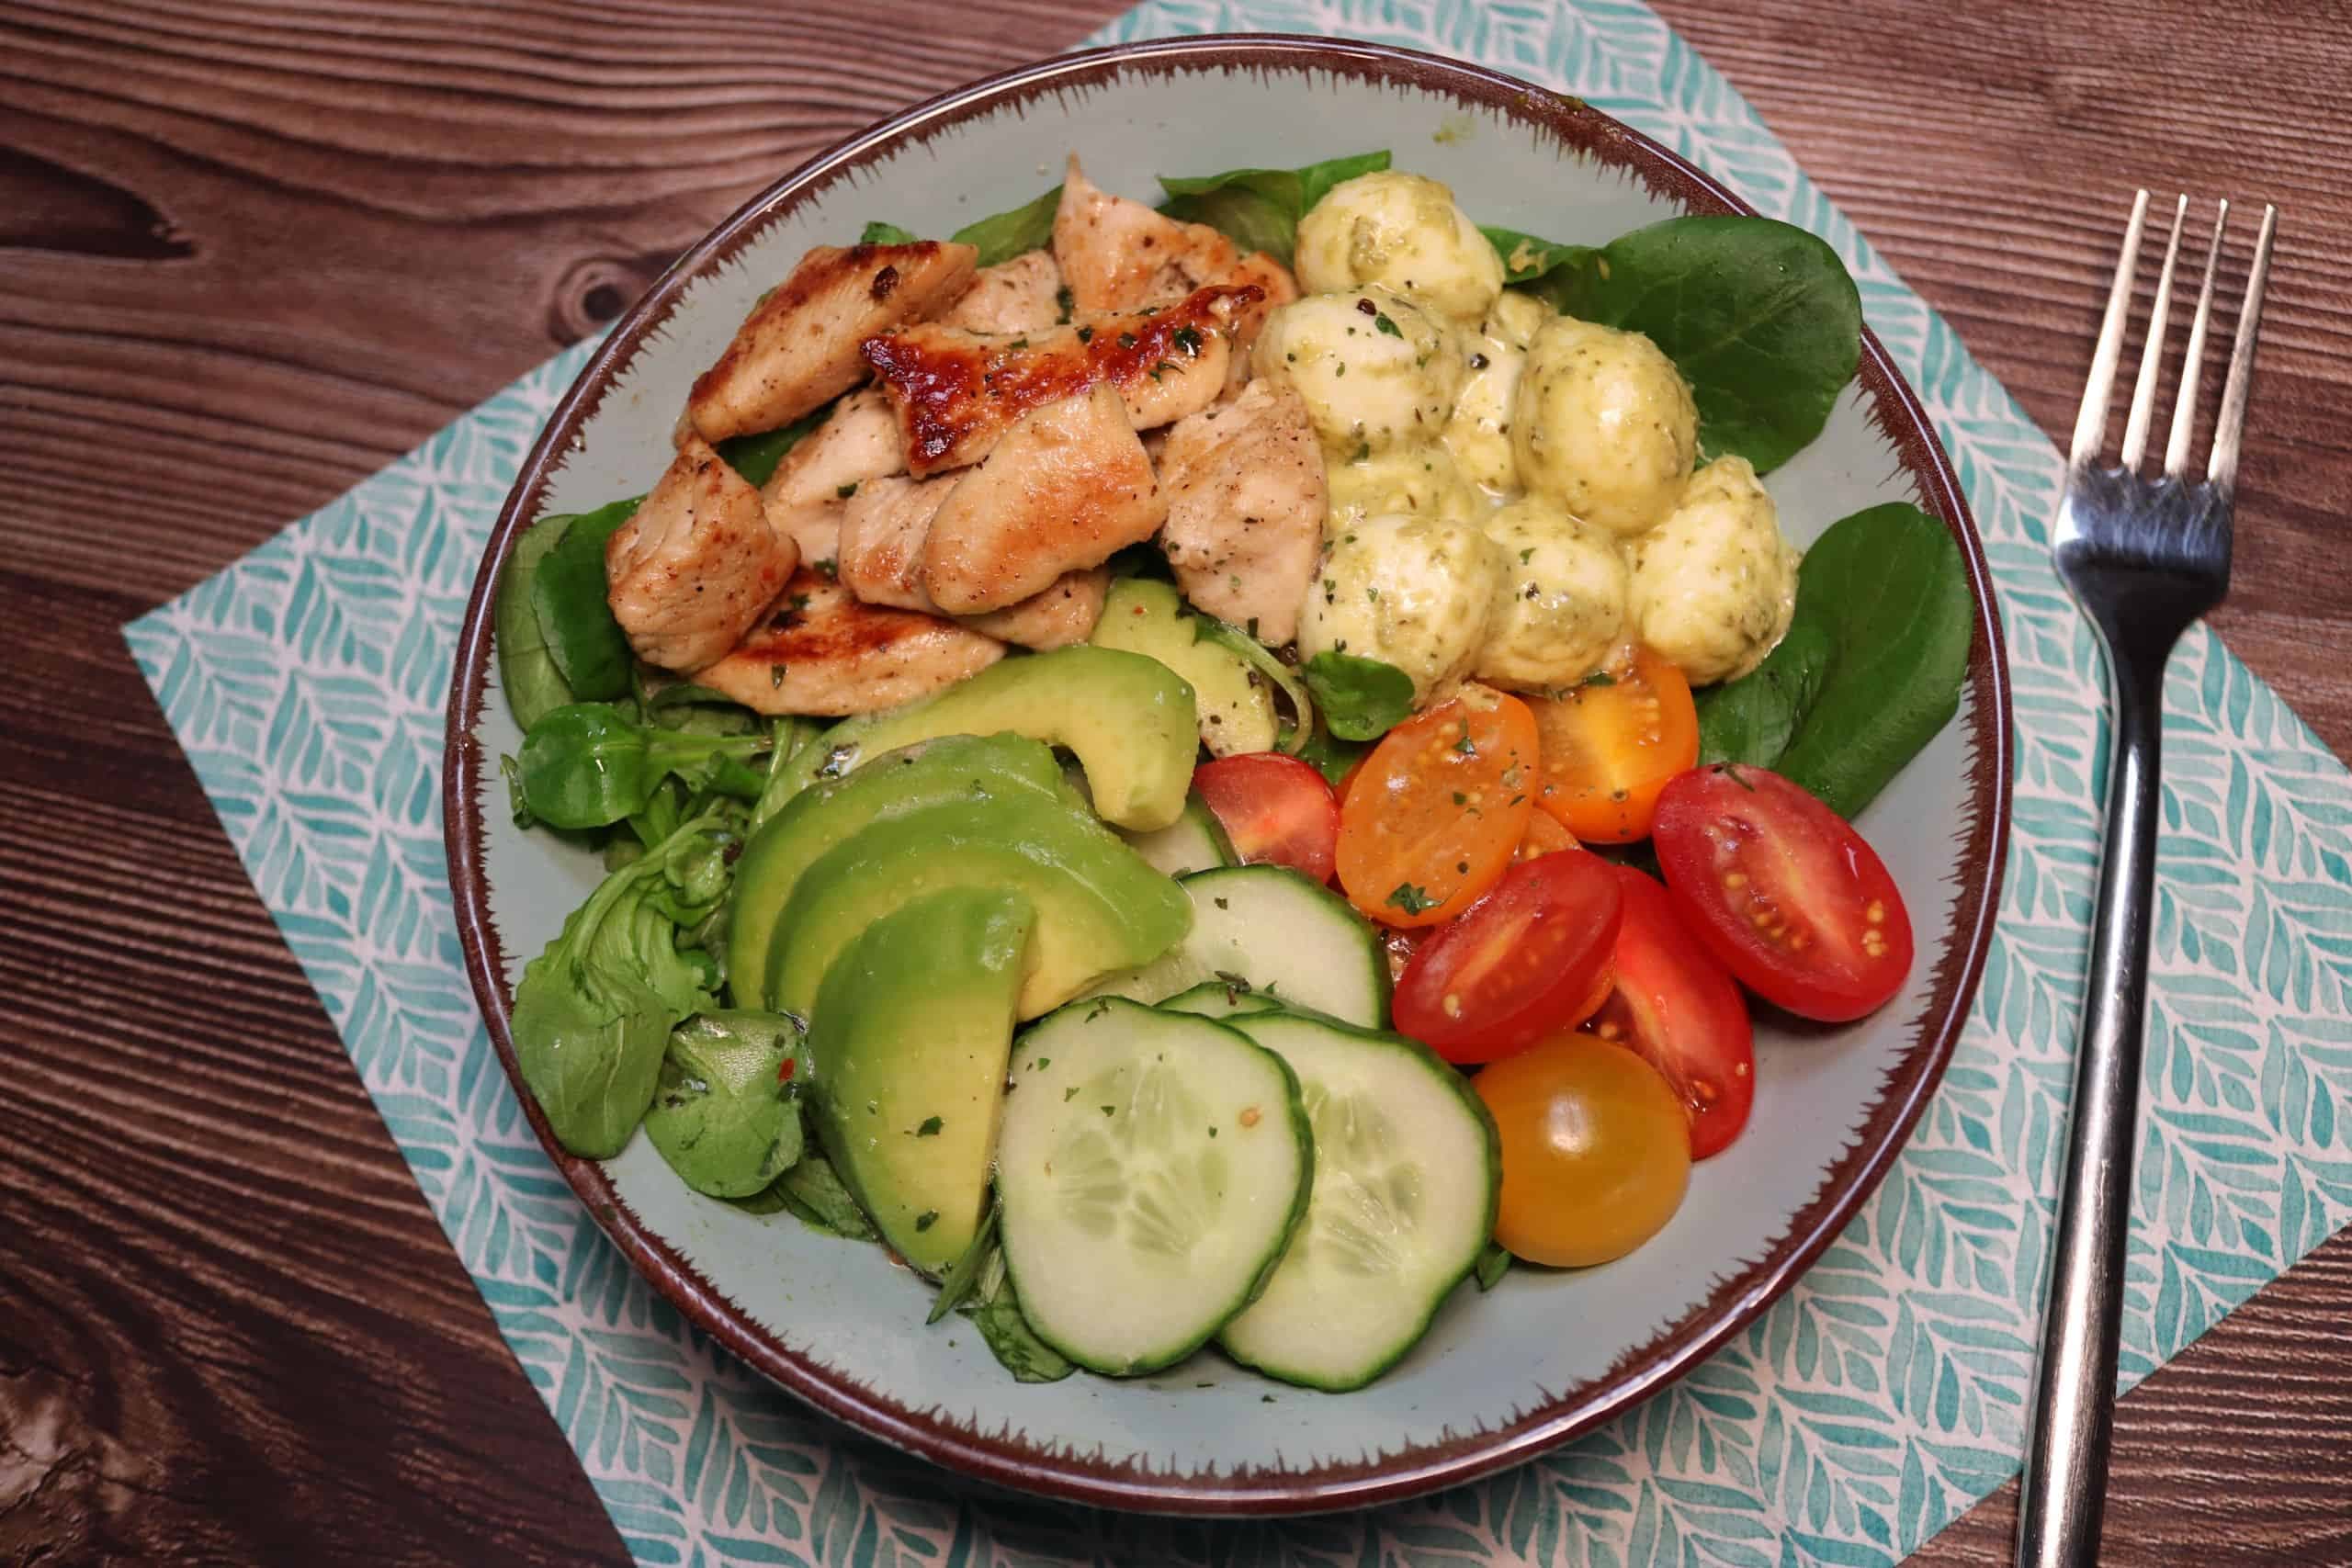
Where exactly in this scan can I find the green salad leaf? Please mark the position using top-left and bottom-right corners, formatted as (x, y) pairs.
(950, 185), (1063, 268)
(515, 703), (772, 829)
(495, 511), (583, 732)
(769, 1151), (879, 1239)
(529, 496), (642, 702)
(1302, 650), (1417, 741)
(512, 812), (738, 1158)
(1475, 1239), (1511, 1292)
(1478, 226), (1597, 312)
(714, 403), (827, 488)
(960, 1245), (1073, 1382)
(1695, 502), (1972, 819)
(1295, 726), (1370, 786)
(1156, 150), (1392, 265)
(859, 220), (919, 245)
(927, 1201), (1000, 1325)
(643, 1010), (805, 1198)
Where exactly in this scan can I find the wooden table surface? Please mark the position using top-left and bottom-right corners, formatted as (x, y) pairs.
(6, 1), (2349, 1562)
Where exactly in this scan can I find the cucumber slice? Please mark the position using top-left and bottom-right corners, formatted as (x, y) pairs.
(1119, 795), (1237, 878)
(1062, 764), (1236, 879)
(1158, 979), (1283, 1020)
(995, 997), (1312, 1376)
(1085, 865), (1389, 1028)
(1216, 1010), (1499, 1391)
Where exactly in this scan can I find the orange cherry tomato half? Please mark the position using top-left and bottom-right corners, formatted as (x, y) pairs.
(1583, 863), (1755, 1159)
(1515, 809), (1579, 862)
(1336, 690), (1539, 927)
(1652, 764), (1915, 1022)
(1393, 852), (1623, 1063)
(1528, 648), (1700, 843)
(1192, 753), (1340, 883)
(1477, 1036), (1691, 1268)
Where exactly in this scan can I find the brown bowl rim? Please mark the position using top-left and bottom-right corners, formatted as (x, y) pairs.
(442, 30), (2015, 1517)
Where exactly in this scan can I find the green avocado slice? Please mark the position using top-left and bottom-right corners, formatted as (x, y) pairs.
(804, 886), (1035, 1274)
(768, 795), (1191, 1024)
(726, 733), (1072, 1010)
(770, 646), (1200, 831)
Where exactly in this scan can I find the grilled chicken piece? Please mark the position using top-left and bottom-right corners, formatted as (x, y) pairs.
(695, 568), (1004, 716)
(686, 241), (977, 445)
(923, 383), (1165, 615)
(862, 284), (1259, 476)
(1053, 157), (1240, 314)
(964, 567), (1110, 649)
(838, 474), (956, 612)
(941, 251), (1069, 333)
(842, 476), (1110, 647)
(756, 387), (905, 573)
(605, 435), (797, 673)
(1155, 378), (1326, 646)
(1220, 249), (1298, 386)
(761, 389), (905, 505)
(763, 499), (842, 574)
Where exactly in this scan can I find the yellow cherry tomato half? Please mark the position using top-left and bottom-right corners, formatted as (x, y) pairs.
(1475, 1036), (1691, 1268)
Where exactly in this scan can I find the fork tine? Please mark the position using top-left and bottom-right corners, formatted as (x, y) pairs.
(2070, 189), (2151, 466)
(2119, 195), (2188, 468)
(2163, 200), (2231, 479)
(2208, 203), (2278, 491)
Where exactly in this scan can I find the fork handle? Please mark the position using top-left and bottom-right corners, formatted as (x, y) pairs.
(2016, 637), (2169, 1568)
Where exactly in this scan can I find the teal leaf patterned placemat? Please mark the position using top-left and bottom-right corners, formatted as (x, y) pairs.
(125, 3), (2352, 1563)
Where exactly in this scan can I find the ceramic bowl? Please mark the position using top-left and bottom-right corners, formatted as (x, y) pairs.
(445, 33), (2012, 1515)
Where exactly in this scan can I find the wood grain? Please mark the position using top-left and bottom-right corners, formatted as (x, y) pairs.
(4, 1), (2348, 1563)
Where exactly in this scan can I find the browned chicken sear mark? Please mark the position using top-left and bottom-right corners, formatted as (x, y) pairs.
(861, 283), (1261, 477)
(686, 240), (975, 446)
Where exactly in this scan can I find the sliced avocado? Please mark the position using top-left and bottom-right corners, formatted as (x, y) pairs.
(726, 733), (1073, 1009)
(1091, 577), (1275, 757)
(771, 646), (1200, 831)
(805, 886), (1035, 1274)
(769, 795), (1191, 1021)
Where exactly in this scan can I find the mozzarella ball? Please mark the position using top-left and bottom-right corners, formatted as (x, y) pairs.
(1475, 500), (1629, 690)
(1294, 172), (1506, 322)
(1512, 317), (1698, 536)
(1252, 286), (1464, 455)
(1481, 288), (1553, 350)
(1626, 456), (1799, 686)
(1442, 329), (1525, 492)
(1301, 513), (1504, 704)
(1326, 443), (1482, 537)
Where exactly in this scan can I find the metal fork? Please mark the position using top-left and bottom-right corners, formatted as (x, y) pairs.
(2018, 190), (2278, 1568)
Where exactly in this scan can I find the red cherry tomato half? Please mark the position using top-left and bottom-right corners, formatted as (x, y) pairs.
(1392, 852), (1623, 1064)
(1192, 753), (1341, 884)
(1584, 864), (1755, 1159)
(1651, 765), (1916, 1023)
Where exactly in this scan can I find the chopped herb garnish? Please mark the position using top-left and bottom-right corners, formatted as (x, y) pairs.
(914, 1211), (939, 1233)
(1584, 670), (1618, 687)
(1077, 325), (1093, 344)
(1214, 896), (1230, 910)
(1117, 331), (1137, 349)
(1520, 547), (1535, 564)
(1453, 728), (1477, 756)
(837, 482), (859, 499)
(770, 665), (787, 688)
(1374, 312), (1402, 338)
(914, 1115), (943, 1136)
(1386, 883), (1436, 916)
(1064, 1086), (1080, 1101)
(1054, 284), (1074, 321)
(1171, 324), (1204, 355)
(1452, 791), (1467, 806)
(1100, 1104), (1116, 1117)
